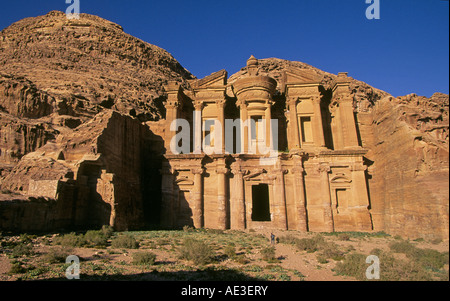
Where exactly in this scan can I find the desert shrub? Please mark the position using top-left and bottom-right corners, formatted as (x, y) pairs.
(389, 240), (449, 270)
(260, 246), (277, 262)
(278, 234), (299, 245)
(389, 240), (416, 254)
(224, 244), (237, 259)
(334, 253), (367, 280)
(296, 235), (326, 253)
(377, 251), (433, 281)
(19, 233), (35, 244)
(183, 225), (195, 232)
(8, 262), (28, 274)
(132, 252), (156, 266)
(84, 230), (108, 248)
(44, 247), (73, 264)
(319, 242), (345, 261)
(337, 233), (351, 241)
(408, 248), (449, 270)
(53, 232), (86, 247)
(335, 250), (435, 281)
(100, 225), (114, 238)
(111, 235), (139, 249)
(11, 244), (34, 258)
(178, 238), (215, 265)
(234, 254), (250, 265)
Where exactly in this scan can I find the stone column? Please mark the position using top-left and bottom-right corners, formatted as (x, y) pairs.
(231, 163), (246, 230)
(292, 157), (307, 231)
(191, 168), (204, 229)
(265, 99), (273, 151)
(319, 164), (334, 232)
(193, 101), (204, 154)
(312, 96), (326, 148)
(216, 165), (229, 230)
(271, 166), (288, 230)
(350, 163), (372, 231)
(160, 166), (176, 228)
(216, 99), (226, 155)
(239, 101), (249, 154)
(288, 97), (301, 150)
(340, 96), (360, 148)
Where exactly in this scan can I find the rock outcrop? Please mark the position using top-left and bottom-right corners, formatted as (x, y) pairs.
(1, 110), (164, 231)
(361, 92), (449, 240)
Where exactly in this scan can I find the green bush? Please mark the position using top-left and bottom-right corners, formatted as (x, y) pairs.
(278, 234), (299, 245)
(100, 225), (114, 238)
(44, 247), (73, 264)
(224, 244), (237, 259)
(132, 252), (156, 266)
(319, 242), (345, 261)
(8, 262), (28, 275)
(53, 232), (86, 247)
(111, 235), (139, 249)
(11, 244), (34, 258)
(84, 230), (108, 248)
(335, 250), (435, 281)
(334, 253), (367, 280)
(296, 235), (326, 253)
(178, 238), (215, 265)
(389, 240), (449, 270)
(260, 246), (277, 262)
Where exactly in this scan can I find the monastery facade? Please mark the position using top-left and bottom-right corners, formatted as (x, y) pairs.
(160, 56), (373, 232)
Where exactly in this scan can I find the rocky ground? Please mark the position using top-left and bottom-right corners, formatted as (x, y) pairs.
(0, 228), (448, 281)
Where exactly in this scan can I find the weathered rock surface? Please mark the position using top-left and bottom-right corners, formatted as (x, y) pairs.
(0, 10), (195, 121)
(361, 92), (449, 240)
(1, 110), (164, 232)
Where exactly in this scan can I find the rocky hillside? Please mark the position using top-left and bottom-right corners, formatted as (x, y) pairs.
(0, 10), (194, 121)
(0, 11), (194, 167)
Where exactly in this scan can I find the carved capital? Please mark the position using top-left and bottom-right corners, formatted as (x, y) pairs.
(191, 168), (205, 175)
(272, 167), (288, 175)
(318, 164), (331, 174)
(216, 167), (230, 175)
(291, 166), (304, 174)
(216, 98), (227, 107)
(350, 163), (367, 172)
(194, 100), (204, 111)
(166, 100), (180, 109)
(288, 96), (299, 105)
(236, 99), (247, 108)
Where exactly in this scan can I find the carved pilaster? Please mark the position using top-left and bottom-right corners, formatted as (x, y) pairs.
(318, 164), (334, 232)
(191, 167), (204, 228)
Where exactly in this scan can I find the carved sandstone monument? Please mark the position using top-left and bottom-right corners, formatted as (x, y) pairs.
(0, 12), (448, 240)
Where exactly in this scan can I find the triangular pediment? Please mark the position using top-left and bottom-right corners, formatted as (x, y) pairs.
(284, 67), (322, 84)
(191, 69), (228, 89)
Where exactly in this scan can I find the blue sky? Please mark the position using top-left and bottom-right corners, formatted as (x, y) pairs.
(0, 0), (448, 97)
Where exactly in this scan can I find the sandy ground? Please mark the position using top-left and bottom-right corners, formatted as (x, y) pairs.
(0, 229), (448, 281)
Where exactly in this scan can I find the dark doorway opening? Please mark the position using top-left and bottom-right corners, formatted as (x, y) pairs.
(251, 184), (271, 221)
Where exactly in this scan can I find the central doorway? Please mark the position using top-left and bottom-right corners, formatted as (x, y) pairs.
(251, 184), (271, 221)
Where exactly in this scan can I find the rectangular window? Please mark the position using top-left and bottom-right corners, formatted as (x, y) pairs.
(300, 116), (313, 143)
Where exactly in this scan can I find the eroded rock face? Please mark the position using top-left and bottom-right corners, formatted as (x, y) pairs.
(361, 93), (449, 240)
(0, 10), (195, 121)
(0, 110), (164, 231)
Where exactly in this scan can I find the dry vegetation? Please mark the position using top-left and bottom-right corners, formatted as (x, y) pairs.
(0, 227), (448, 281)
